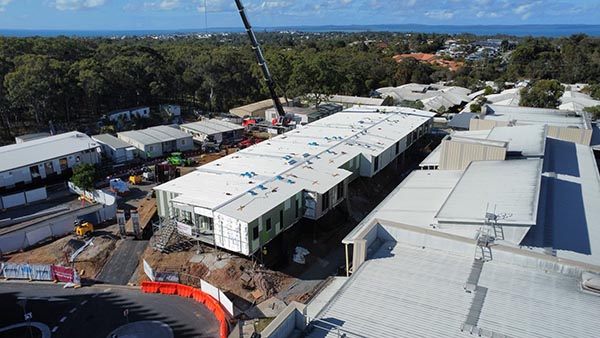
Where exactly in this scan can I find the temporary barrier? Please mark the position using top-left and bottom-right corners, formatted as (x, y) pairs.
(141, 281), (229, 338)
(29, 264), (53, 281)
(51, 265), (77, 283)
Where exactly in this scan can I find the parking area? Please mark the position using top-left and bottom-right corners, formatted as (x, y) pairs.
(0, 283), (220, 338)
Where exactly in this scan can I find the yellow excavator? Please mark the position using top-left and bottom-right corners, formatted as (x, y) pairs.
(74, 219), (94, 237)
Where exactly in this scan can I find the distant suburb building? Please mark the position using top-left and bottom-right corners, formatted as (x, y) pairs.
(92, 134), (137, 164)
(117, 125), (194, 159)
(0, 131), (101, 191)
(179, 119), (245, 145)
(154, 106), (435, 256)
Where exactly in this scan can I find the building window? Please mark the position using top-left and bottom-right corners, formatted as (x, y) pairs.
(181, 140), (185, 145)
(337, 182), (344, 200)
(59, 158), (68, 171)
(253, 226), (259, 240)
(266, 218), (272, 232)
(279, 210), (284, 229)
(374, 156), (379, 172)
(295, 198), (300, 218)
(30, 166), (40, 178)
(395, 141), (400, 155)
(322, 191), (330, 211)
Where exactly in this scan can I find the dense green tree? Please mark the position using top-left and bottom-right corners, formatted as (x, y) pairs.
(71, 163), (97, 193)
(519, 80), (564, 108)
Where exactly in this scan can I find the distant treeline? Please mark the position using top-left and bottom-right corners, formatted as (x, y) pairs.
(0, 32), (599, 141)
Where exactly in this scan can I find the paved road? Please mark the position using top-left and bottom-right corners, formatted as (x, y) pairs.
(0, 283), (219, 338)
(96, 239), (149, 285)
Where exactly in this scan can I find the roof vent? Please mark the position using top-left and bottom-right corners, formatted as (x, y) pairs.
(582, 272), (600, 295)
(247, 190), (258, 196)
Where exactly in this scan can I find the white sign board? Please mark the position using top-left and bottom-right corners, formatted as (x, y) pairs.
(143, 259), (155, 281)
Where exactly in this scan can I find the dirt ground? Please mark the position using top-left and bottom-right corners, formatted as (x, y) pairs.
(4, 227), (119, 280)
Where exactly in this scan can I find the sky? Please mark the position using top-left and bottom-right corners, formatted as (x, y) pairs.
(0, 0), (599, 31)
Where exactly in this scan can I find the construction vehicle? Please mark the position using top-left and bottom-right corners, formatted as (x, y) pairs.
(167, 152), (193, 167)
(235, 0), (293, 129)
(141, 166), (155, 181)
(128, 170), (142, 185)
(74, 219), (94, 237)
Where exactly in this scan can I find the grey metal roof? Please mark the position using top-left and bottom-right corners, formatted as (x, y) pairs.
(448, 112), (478, 129)
(487, 124), (547, 157)
(118, 130), (161, 146)
(485, 104), (591, 129)
(150, 125), (192, 140)
(180, 119), (244, 136)
(310, 240), (600, 338)
(435, 159), (543, 231)
(0, 131), (98, 172)
(118, 126), (190, 146)
(92, 134), (132, 150)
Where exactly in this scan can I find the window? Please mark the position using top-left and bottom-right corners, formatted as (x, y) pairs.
(395, 141), (400, 155)
(279, 210), (284, 229)
(295, 198), (299, 218)
(59, 158), (68, 171)
(374, 156), (379, 172)
(181, 140), (186, 145)
(337, 182), (344, 200)
(322, 191), (330, 211)
(252, 226), (259, 240)
(266, 218), (272, 232)
(30, 166), (40, 178)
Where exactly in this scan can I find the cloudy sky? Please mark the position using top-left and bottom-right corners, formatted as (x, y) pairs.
(0, 0), (599, 30)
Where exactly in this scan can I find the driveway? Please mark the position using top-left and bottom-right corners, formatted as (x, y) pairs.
(95, 239), (148, 285)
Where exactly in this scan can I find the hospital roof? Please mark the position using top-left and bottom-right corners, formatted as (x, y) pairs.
(311, 236), (600, 338)
(180, 119), (244, 135)
(484, 104), (591, 130)
(435, 159), (543, 229)
(156, 106), (435, 223)
(0, 131), (99, 173)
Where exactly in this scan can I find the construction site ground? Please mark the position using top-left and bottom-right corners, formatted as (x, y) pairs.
(1, 135), (440, 333)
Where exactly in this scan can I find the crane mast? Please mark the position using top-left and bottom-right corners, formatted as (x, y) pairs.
(234, 0), (287, 122)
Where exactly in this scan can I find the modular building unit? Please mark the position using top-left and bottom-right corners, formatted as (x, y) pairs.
(117, 125), (194, 159)
(180, 119), (244, 145)
(155, 106), (435, 256)
(0, 131), (101, 190)
(92, 134), (136, 163)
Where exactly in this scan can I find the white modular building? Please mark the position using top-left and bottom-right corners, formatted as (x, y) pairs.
(154, 106), (435, 256)
(92, 134), (137, 164)
(117, 125), (194, 159)
(179, 119), (245, 145)
(0, 131), (101, 190)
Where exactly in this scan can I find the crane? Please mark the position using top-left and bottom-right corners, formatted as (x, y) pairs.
(234, 0), (288, 126)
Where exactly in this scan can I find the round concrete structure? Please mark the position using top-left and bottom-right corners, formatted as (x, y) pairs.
(106, 320), (173, 338)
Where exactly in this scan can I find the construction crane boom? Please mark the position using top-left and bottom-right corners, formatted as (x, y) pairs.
(234, 0), (286, 121)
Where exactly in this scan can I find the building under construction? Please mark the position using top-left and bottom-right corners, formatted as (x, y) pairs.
(153, 106), (435, 256)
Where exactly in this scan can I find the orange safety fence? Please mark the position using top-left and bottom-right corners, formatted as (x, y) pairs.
(141, 281), (229, 338)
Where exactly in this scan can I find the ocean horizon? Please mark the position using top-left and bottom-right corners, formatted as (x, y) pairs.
(1, 24), (600, 38)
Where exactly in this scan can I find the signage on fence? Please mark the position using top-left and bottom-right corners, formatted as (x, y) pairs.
(176, 221), (193, 237)
(155, 272), (179, 283)
(51, 265), (76, 283)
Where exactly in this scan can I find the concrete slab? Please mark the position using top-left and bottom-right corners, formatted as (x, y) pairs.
(189, 253), (230, 270)
(254, 296), (287, 317)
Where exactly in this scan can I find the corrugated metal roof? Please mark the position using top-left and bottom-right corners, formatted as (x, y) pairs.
(92, 134), (132, 149)
(118, 130), (160, 146)
(487, 124), (547, 157)
(180, 119), (244, 135)
(485, 104), (590, 130)
(435, 159), (543, 230)
(150, 125), (192, 140)
(117, 125), (190, 145)
(0, 131), (98, 173)
(310, 240), (600, 338)
(156, 107), (435, 222)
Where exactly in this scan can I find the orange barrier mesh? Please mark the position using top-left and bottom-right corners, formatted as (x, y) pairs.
(141, 281), (229, 338)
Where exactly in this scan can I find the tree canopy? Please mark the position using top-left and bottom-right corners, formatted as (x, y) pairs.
(71, 163), (97, 192)
(519, 80), (565, 109)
